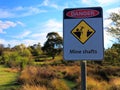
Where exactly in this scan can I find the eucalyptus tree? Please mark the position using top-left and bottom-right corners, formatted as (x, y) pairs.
(42, 32), (63, 59)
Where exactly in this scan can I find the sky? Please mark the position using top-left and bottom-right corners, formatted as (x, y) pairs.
(0, 0), (120, 48)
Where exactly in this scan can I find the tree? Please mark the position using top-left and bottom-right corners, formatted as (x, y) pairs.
(4, 44), (33, 68)
(42, 32), (63, 59)
(104, 44), (120, 65)
(107, 11), (120, 42)
(0, 44), (4, 56)
(28, 43), (42, 56)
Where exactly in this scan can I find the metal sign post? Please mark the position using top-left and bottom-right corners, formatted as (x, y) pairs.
(81, 61), (87, 90)
(63, 7), (103, 90)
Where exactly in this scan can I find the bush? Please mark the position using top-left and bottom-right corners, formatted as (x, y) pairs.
(51, 79), (70, 90)
(18, 66), (57, 86)
(63, 66), (80, 82)
(109, 85), (120, 90)
(2, 51), (33, 69)
(21, 84), (47, 90)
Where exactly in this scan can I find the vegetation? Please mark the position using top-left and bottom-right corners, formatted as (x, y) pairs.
(42, 32), (63, 59)
(0, 65), (20, 90)
(107, 11), (120, 41)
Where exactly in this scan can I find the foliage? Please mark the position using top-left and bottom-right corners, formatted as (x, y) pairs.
(42, 32), (63, 59)
(104, 44), (120, 65)
(0, 44), (4, 56)
(28, 43), (42, 56)
(107, 10), (120, 41)
(0, 44), (33, 69)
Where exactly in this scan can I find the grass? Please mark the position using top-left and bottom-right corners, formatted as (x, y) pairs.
(63, 79), (77, 89)
(21, 84), (47, 90)
(1, 55), (120, 90)
(34, 55), (63, 65)
(0, 65), (20, 90)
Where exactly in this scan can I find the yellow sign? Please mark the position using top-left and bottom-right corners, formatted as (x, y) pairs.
(71, 20), (95, 44)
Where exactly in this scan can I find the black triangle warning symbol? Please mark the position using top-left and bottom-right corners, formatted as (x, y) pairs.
(87, 30), (93, 37)
(73, 32), (81, 38)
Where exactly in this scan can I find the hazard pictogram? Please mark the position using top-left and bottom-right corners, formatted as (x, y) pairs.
(71, 20), (95, 44)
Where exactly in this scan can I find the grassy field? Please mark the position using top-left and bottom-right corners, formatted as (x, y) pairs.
(0, 65), (20, 90)
(1, 55), (120, 90)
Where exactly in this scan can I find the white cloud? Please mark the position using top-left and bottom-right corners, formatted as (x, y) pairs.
(0, 20), (25, 33)
(40, 0), (68, 10)
(106, 7), (120, 14)
(0, 21), (17, 33)
(12, 30), (31, 39)
(28, 19), (63, 46)
(104, 30), (116, 48)
(0, 6), (47, 18)
(0, 9), (14, 18)
(20, 6), (47, 17)
(96, 0), (119, 5)
(30, 33), (47, 46)
(14, 6), (24, 11)
(21, 39), (41, 47)
(20, 31), (31, 38)
(41, 19), (62, 33)
(104, 19), (112, 29)
(40, 19), (62, 41)
(81, 0), (119, 6)
(31, 33), (47, 38)
(81, 0), (95, 5)
(0, 19), (62, 47)
(0, 39), (6, 45)
(0, 38), (40, 47)
(16, 21), (25, 27)
(41, 0), (49, 6)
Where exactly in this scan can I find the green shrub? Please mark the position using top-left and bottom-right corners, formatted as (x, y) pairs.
(2, 50), (33, 69)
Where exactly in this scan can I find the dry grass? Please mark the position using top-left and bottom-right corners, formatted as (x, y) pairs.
(3, 68), (19, 73)
(18, 65), (80, 90)
(21, 84), (47, 90)
(18, 65), (56, 85)
(87, 65), (120, 90)
(87, 76), (109, 90)
(18, 64), (120, 90)
(110, 78), (120, 86)
(51, 78), (70, 90)
(108, 77), (120, 89)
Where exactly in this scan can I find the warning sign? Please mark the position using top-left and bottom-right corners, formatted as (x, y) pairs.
(71, 20), (95, 44)
(63, 7), (104, 60)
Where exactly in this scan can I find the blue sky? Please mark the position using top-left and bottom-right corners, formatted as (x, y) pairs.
(0, 0), (120, 48)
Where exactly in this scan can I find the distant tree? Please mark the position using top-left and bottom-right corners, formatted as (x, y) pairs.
(107, 11), (120, 42)
(0, 44), (4, 56)
(12, 44), (26, 52)
(28, 43), (42, 56)
(104, 44), (120, 65)
(4, 44), (33, 68)
(105, 48), (118, 64)
(42, 32), (63, 59)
